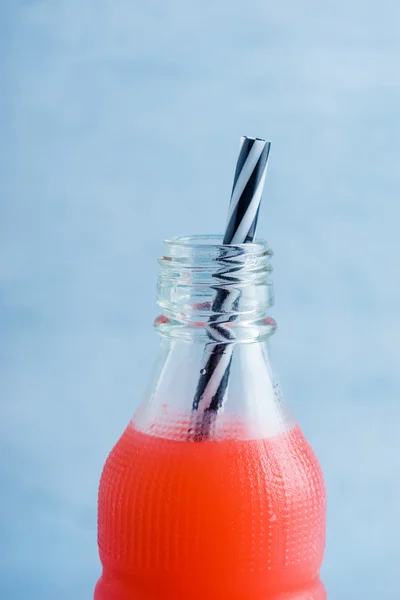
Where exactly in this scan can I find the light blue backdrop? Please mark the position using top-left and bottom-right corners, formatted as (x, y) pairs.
(1, 1), (399, 598)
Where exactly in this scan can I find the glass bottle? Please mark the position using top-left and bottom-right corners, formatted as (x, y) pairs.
(94, 235), (326, 600)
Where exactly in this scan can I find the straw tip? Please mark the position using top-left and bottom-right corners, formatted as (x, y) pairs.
(240, 135), (271, 147)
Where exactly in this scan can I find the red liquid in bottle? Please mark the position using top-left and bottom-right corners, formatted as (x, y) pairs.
(95, 422), (326, 600)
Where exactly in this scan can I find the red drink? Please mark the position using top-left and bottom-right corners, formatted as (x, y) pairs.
(95, 423), (326, 600)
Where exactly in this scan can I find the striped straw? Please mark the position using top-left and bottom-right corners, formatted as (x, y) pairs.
(191, 136), (271, 440)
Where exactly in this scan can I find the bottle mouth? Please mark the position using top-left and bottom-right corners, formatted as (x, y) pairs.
(160, 235), (272, 281)
(163, 234), (271, 259)
(165, 234), (267, 248)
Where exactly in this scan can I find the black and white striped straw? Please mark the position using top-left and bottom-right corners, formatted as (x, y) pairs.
(191, 136), (271, 440)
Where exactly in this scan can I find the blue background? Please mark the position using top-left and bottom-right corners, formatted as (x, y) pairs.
(1, 1), (399, 598)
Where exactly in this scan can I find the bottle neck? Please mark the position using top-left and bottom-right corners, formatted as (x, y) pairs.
(155, 235), (276, 343)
